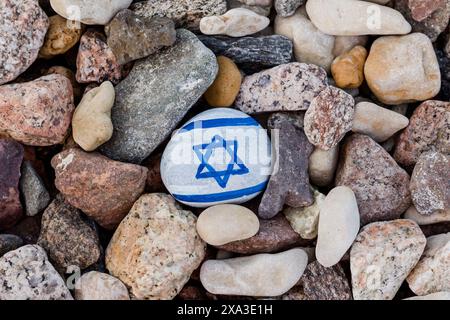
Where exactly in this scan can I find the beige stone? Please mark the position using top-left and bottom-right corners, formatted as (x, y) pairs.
(309, 146), (339, 187)
(352, 102), (409, 142)
(196, 204), (259, 246)
(72, 81), (114, 151)
(75, 271), (130, 300)
(39, 15), (82, 59)
(306, 0), (411, 36)
(333, 36), (368, 57)
(200, 8), (270, 37)
(364, 33), (441, 105)
(274, 8), (335, 71)
(404, 205), (450, 225)
(331, 46), (368, 89)
(283, 189), (324, 239)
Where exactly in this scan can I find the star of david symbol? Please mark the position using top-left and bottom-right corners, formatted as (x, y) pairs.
(193, 135), (249, 188)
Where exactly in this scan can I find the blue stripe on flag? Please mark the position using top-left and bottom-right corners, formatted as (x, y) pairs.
(180, 117), (259, 132)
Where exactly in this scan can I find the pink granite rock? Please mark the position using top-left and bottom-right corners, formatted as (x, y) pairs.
(394, 100), (450, 167)
(304, 86), (355, 150)
(0, 0), (49, 85)
(0, 74), (75, 146)
(76, 30), (123, 84)
(408, 0), (446, 22)
(0, 139), (24, 230)
(336, 134), (411, 225)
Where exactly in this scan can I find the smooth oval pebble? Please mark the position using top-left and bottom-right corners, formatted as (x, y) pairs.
(161, 108), (272, 208)
(316, 186), (360, 267)
(308, 146), (339, 187)
(196, 204), (259, 246)
(200, 248), (308, 296)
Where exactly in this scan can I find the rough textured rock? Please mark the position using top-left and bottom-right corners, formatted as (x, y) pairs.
(228, 0), (272, 16)
(106, 194), (206, 300)
(332, 46), (368, 89)
(309, 146), (339, 187)
(275, 0), (305, 17)
(39, 15), (82, 59)
(283, 189), (323, 239)
(37, 196), (101, 271)
(405, 205), (450, 225)
(0, 234), (23, 257)
(236, 62), (328, 113)
(76, 30), (123, 84)
(407, 232), (450, 295)
(200, 8), (270, 37)
(274, 8), (335, 72)
(304, 86), (355, 150)
(0, 74), (75, 146)
(131, 0), (227, 30)
(200, 248), (308, 296)
(51, 148), (148, 229)
(218, 215), (311, 254)
(395, 0), (450, 41)
(282, 261), (352, 300)
(0, 0), (49, 85)
(259, 117), (314, 219)
(336, 134), (411, 225)
(0, 245), (72, 300)
(75, 271), (130, 300)
(72, 81), (115, 151)
(0, 140), (23, 230)
(394, 101), (450, 167)
(50, 0), (133, 25)
(364, 33), (441, 105)
(204, 56), (242, 107)
(19, 161), (50, 216)
(197, 205), (259, 246)
(306, 0), (411, 36)
(100, 29), (218, 164)
(316, 186), (360, 267)
(198, 35), (293, 73)
(410, 151), (449, 216)
(351, 220), (426, 300)
(352, 102), (409, 142)
(105, 9), (177, 65)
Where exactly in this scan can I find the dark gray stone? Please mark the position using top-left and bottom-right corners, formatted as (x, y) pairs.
(198, 35), (293, 74)
(19, 161), (50, 217)
(0, 234), (23, 257)
(100, 29), (218, 164)
(258, 117), (314, 219)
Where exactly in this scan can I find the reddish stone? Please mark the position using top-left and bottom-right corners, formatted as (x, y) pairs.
(51, 148), (148, 229)
(409, 0), (446, 22)
(144, 153), (165, 193)
(76, 30), (122, 84)
(336, 134), (411, 225)
(0, 139), (24, 230)
(0, 74), (75, 146)
(394, 100), (450, 167)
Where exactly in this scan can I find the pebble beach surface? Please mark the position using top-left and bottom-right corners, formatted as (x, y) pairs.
(0, 0), (449, 301)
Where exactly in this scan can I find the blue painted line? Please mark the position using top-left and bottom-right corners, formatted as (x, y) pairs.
(180, 117), (259, 132)
(173, 181), (267, 203)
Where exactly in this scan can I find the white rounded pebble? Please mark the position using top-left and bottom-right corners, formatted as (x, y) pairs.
(316, 186), (360, 267)
(75, 271), (130, 300)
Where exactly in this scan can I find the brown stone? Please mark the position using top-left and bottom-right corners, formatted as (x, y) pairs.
(410, 151), (449, 215)
(304, 86), (355, 150)
(37, 195), (101, 272)
(0, 74), (75, 146)
(259, 116), (314, 219)
(76, 30), (122, 84)
(408, 0), (446, 22)
(51, 148), (148, 229)
(0, 139), (24, 230)
(394, 100), (450, 167)
(144, 153), (165, 193)
(336, 134), (411, 225)
(282, 261), (352, 300)
(331, 45), (368, 89)
(218, 215), (312, 254)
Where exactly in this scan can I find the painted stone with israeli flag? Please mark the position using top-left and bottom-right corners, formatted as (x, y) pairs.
(161, 108), (272, 207)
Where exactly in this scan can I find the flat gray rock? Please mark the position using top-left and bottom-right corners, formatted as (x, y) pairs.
(100, 29), (218, 163)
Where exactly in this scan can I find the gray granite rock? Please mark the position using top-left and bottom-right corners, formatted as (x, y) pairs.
(198, 35), (293, 74)
(0, 245), (72, 300)
(275, 0), (305, 17)
(131, 0), (227, 30)
(19, 161), (50, 217)
(0, 234), (23, 257)
(258, 116), (314, 219)
(100, 29), (218, 163)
